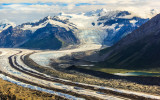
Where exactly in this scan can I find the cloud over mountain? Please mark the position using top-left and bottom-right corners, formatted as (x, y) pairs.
(0, 0), (159, 24)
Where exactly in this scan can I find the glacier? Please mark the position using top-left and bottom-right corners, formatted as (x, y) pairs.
(0, 9), (150, 48)
(58, 9), (149, 46)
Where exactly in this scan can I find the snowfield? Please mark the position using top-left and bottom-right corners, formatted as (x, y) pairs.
(21, 16), (76, 33)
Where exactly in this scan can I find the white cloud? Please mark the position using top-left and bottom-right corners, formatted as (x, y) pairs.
(67, 4), (75, 10)
(0, 0), (160, 24)
(0, 0), (150, 5)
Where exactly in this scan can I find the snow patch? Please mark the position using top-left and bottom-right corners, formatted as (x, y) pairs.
(21, 17), (73, 33)
(130, 20), (138, 27)
(0, 19), (16, 31)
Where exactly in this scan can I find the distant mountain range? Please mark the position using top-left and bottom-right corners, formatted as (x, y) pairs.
(0, 9), (151, 49)
(99, 13), (160, 69)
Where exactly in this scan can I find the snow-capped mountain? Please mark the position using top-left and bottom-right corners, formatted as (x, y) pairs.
(0, 19), (16, 32)
(58, 9), (149, 46)
(0, 16), (78, 49)
(0, 9), (152, 49)
(98, 11), (149, 45)
(19, 16), (77, 33)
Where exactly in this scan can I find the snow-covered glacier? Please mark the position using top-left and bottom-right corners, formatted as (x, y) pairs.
(58, 9), (149, 46)
(0, 9), (151, 48)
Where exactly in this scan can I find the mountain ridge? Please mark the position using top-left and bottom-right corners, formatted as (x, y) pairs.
(0, 9), (150, 49)
(99, 14), (160, 69)
(0, 16), (79, 49)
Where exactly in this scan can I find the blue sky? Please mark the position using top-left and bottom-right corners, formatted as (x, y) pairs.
(0, 1), (107, 11)
(1, 2), (68, 6)
(0, 0), (159, 11)
(0, 2), (106, 9)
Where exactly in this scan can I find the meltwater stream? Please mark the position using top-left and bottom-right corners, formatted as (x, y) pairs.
(114, 72), (160, 76)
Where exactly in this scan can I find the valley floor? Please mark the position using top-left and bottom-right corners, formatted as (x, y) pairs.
(0, 47), (160, 100)
(0, 78), (65, 100)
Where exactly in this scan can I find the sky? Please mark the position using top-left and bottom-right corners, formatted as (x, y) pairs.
(0, 0), (160, 25)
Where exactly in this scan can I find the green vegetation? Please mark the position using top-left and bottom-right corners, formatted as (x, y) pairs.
(77, 66), (160, 74)
(78, 67), (137, 74)
(0, 78), (65, 100)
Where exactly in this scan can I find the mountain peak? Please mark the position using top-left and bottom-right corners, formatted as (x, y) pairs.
(0, 19), (16, 26)
(0, 19), (16, 32)
(43, 16), (52, 21)
(47, 16), (51, 19)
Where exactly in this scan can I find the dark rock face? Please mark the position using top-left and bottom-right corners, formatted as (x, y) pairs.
(0, 26), (32, 47)
(0, 16), (79, 49)
(20, 23), (78, 49)
(100, 14), (160, 69)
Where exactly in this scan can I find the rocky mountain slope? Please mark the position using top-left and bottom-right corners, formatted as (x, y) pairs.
(0, 16), (79, 49)
(0, 9), (150, 49)
(99, 14), (160, 69)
